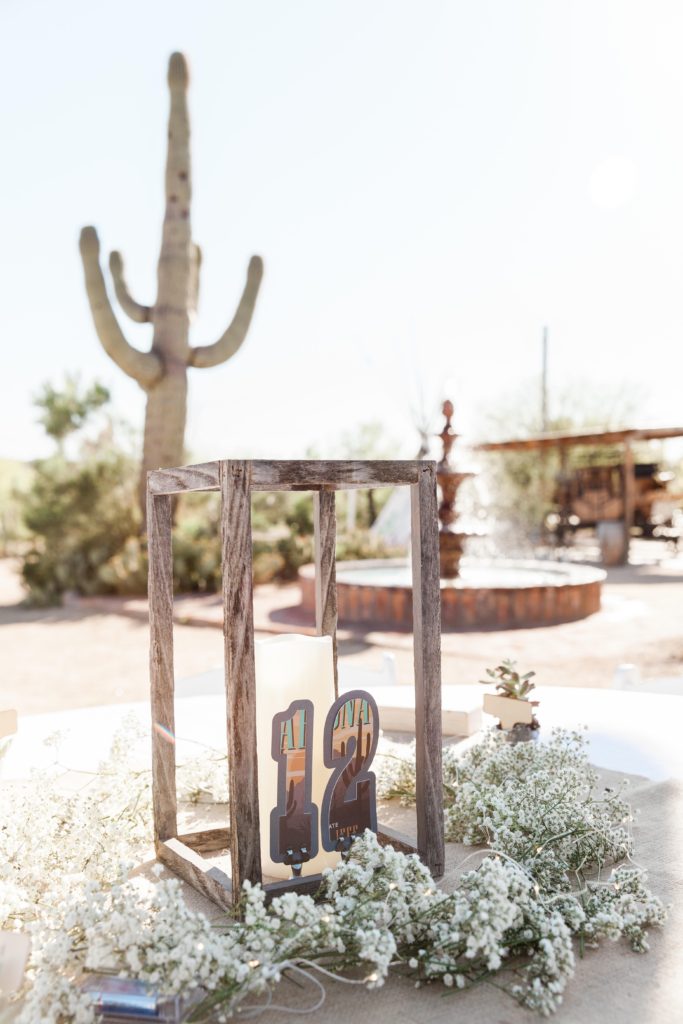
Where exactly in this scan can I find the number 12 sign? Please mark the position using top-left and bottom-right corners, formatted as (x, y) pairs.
(270, 690), (379, 876)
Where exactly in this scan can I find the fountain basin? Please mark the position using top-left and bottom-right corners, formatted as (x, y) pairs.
(299, 558), (605, 630)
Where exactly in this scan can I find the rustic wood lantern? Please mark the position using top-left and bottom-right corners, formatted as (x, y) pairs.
(148, 460), (444, 909)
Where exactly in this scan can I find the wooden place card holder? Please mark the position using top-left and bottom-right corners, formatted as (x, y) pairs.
(147, 460), (445, 910)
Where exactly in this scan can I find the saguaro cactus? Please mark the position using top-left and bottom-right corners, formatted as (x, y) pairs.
(79, 52), (263, 517)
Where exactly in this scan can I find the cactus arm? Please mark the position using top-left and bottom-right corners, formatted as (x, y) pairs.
(79, 227), (162, 387)
(109, 251), (152, 323)
(189, 255), (263, 368)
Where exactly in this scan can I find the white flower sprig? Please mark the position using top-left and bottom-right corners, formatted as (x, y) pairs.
(1, 722), (666, 1022)
(378, 727), (667, 955)
(17, 834), (575, 1022)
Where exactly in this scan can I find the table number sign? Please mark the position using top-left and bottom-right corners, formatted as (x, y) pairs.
(321, 689), (379, 854)
(269, 698), (318, 874)
(148, 459), (444, 909)
(256, 634), (338, 879)
(257, 636), (379, 879)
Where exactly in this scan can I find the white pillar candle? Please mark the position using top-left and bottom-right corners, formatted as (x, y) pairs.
(255, 633), (341, 879)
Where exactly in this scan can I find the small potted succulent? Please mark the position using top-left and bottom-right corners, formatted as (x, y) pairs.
(480, 660), (540, 743)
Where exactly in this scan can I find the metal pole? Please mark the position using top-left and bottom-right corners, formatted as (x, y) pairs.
(541, 326), (549, 432)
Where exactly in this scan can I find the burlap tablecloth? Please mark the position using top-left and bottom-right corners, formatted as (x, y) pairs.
(178, 767), (682, 1024)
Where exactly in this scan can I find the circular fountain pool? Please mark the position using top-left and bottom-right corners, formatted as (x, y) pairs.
(299, 558), (606, 630)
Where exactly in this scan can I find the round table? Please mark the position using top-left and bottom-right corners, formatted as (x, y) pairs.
(3, 685), (682, 782)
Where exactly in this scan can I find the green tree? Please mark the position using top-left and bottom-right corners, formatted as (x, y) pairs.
(21, 380), (139, 604)
(34, 377), (110, 448)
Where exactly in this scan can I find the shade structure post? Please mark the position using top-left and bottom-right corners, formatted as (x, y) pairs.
(622, 439), (635, 565)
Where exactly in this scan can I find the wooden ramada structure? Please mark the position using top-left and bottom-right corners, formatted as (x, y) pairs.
(477, 425), (683, 564)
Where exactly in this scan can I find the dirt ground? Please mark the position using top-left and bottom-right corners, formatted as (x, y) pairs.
(2, 546), (683, 716)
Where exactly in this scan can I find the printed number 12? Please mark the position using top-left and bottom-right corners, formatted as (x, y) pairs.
(269, 690), (379, 871)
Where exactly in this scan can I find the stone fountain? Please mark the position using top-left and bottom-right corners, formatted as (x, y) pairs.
(436, 399), (478, 578)
(299, 403), (606, 630)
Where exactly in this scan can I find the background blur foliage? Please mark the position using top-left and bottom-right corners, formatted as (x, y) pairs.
(19, 380), (396, 605)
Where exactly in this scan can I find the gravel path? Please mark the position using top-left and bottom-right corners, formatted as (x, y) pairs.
(2, 551), (683, 716)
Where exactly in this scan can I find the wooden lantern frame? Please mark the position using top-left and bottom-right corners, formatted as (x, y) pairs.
(148, 459), (444, 909)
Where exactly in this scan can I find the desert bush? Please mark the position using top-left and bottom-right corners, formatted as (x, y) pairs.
(336, 530), (403, 562)
(22, 446), (141, 605)
(20, 383), (406, 603)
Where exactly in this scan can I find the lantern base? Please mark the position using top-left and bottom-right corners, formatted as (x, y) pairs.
(155, 822), (426, 909)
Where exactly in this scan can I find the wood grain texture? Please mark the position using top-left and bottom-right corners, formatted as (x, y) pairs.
(149, 462), (220, 494)
(147, 490), (177, 842)
(377, 824), (418, 857)
(264, 874), (324, 901)
(178, 827), (231, 853)
(410, 462), (445, 878)
(313, 489), (338, 695)
(157, 839), (233, 910)
(150, 460), (421, 495)
(221, 460), (262, 894)
(251, 460), (420, 490)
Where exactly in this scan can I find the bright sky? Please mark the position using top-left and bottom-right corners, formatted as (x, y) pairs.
(3, 0), (683, 462)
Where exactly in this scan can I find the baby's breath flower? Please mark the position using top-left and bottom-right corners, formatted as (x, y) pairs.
(2, 720), (665, 1022)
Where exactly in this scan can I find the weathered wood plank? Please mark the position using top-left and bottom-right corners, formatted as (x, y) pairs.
(149, 462), (220, 495)
(147, 490), (177, 843)
(157, 839), (233, 910)
(251, 460), (420, 490)
(377, 824), (418, 857)
(313, 489), (338, 695)
(410, 462), (445, 878)
(221, 460), (262, 894)
(264, 874), (324, 900)
(178, 827), (230, 853)
(149, 459), (422, 495)
(477, 425), (683, 453)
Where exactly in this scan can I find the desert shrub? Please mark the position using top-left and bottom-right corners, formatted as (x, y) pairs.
(336, 530), (403, 562)
(22, 447), (141, 605)
(285, 494), (315, 536)
(252, 545), (286, 584)
(20, 383), (409, 602)
(19, 379), (227, 604)
(0, 459), (34, 555)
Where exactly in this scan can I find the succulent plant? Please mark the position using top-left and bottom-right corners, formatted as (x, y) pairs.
(480, 659), (538, 702)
